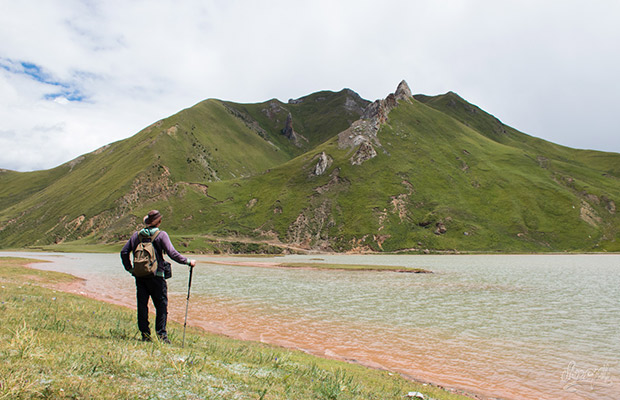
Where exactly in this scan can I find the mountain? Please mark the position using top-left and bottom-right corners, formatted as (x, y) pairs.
(1, 81), (618, 253)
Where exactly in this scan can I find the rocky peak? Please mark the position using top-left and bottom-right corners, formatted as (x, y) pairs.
(338, 80), (413, 165)
(362, 80), (412, 122)
(395, 80), (412, 101)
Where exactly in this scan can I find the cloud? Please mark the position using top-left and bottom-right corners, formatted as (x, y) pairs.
(0, 0), (619, 171)
(0, 57), (88, 102)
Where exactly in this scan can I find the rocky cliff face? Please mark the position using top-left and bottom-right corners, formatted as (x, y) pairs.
(311, 152), (333, 176)
(338, 80), (413, 165)
(281, 81), (415, 250)
(281, 112), (307, 147)
(395, 79), (412, 100)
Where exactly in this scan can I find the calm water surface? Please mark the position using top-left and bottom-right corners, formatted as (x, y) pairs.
(3, 252), (619, 400)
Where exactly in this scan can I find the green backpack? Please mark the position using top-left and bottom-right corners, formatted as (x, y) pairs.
(132, 231), (161, 277)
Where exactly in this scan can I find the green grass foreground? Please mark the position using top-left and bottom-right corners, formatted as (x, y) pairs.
(0, 258), (471, 400)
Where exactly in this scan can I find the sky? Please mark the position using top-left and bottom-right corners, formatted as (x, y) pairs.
(1, 0), (619, 172)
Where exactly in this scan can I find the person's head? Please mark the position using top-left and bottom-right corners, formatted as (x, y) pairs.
(144, 210), (162, 227)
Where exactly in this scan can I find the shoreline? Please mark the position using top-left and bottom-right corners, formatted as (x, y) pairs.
(198, 259), (434, 273)
(8, 251), (615, 399)
(3, 257), (473, 400)
(15, 258), (486, 400)
(6, 243), (620, 256)
(56, 278), (484, 400)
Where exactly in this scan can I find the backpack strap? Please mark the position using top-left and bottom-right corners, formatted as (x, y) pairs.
(134, 230), (161, 254)
(138, 229), (161, 241)
(150, 230), (162, 254)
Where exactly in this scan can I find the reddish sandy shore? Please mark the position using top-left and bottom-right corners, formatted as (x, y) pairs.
(34, 260), (484, 400)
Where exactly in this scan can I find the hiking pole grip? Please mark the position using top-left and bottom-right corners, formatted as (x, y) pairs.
(187, 264), (194, 300)
(182, 263), (195, 348)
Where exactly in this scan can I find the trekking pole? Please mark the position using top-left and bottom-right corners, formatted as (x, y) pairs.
(182, 262), (195, 348)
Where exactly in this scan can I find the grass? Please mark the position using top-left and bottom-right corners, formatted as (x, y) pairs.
(0, 258), (76, 284)
(157, 96), (619, 254)
(2, 87), (618, 253)
(0, 257), (472, 400)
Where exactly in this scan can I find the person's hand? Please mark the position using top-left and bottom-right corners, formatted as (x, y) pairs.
(189, 259), (197, 267)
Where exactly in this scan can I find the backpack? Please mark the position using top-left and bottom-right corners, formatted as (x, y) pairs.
(132, 231), (161, 277)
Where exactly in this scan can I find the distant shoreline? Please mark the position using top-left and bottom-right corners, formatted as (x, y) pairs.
(5, 244), (619, 256)
(199, 259), (433, 273)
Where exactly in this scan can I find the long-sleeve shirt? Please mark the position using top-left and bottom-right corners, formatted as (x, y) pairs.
(120, 229), (188, 275)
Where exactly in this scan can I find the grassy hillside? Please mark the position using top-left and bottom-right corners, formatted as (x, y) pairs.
(416, 92), (620, 176)
(0, 83), (618, 252)
(0, 90), (367, 249)
(0, 166), (70, 211)
(170, 95), (620, 253)
(0, 99), (290, 247)
(223, 88), (369, 158)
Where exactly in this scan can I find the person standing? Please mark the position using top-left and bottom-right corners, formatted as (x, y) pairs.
(121, 210), (196, 343)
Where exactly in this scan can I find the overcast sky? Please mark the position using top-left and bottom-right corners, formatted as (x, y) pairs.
(1, 0), (619, 171)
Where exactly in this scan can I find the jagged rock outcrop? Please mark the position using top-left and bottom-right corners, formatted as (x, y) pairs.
(282, 113), (295, 139)
(580, 200), (602, 227)
(434, 222), (447, 235)
(350, 141), (377, 165)
(312, 152), (333, 176)
(395, 79), (412, 100)
(281, 112), (306, 147)
(338, 80), (413, 165)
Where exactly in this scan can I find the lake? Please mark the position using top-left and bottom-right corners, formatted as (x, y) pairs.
(2, 252), (619, 400)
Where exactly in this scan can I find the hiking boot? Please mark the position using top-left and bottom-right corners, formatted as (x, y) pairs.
(158, 335), (171, 344)
(141, 333), (152, 342)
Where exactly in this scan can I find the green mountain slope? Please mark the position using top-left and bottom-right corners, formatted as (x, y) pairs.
(0, 90), (366, 248)
(1, 82), (618, 252)
(415, 91), (620, 176)
(169, 86), (619, 253)
(222, 88), (369, 158)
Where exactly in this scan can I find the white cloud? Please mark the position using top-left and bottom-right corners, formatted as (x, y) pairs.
(0, 0), (619, 171)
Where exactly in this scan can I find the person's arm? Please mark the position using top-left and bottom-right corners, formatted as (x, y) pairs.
(156, 231), (191, 265)
(120, 232), (138, 272)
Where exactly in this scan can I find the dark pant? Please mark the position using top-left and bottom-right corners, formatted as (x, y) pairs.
(135, 275), (168, 340)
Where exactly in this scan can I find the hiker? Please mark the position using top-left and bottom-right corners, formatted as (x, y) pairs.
(120, 210), (196, 343)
